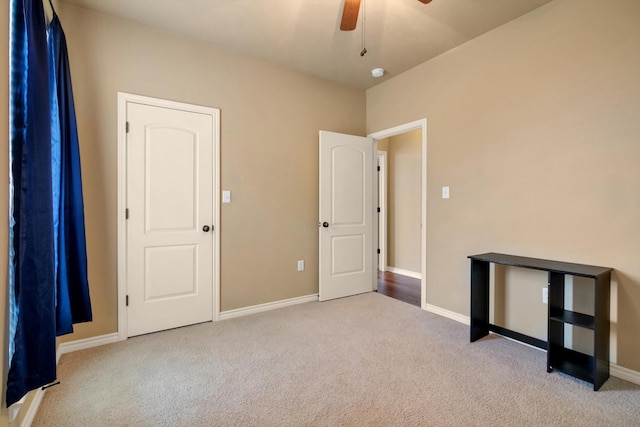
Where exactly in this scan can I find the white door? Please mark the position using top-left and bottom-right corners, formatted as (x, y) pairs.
(319, 131), (375, 301)
(126, 101), (214, 337)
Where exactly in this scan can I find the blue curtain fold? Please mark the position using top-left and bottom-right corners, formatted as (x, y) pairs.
(48, 7), (92, 335)
(7, 0), (92, 407)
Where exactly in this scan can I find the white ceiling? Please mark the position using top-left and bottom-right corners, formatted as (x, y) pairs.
(60, 0), (553, 89)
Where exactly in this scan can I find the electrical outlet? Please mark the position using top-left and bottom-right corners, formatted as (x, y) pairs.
(542, 287), (548, 304)
(297, 260), (304, 272)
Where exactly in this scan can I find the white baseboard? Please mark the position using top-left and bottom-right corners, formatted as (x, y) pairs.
(19, 388), (43, 427)
(386, 266), (422, 280)
(9, 396), (26, 423)
(56, 332), (120, 363)
(611, 363), (640, 386)
(220, 293), (319, 320)
(425, 303), (470, 325)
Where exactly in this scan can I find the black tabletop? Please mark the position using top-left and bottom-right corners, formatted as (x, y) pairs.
(468, 252), (612, 278)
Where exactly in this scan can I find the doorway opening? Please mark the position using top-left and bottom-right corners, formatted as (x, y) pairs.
(368, 119), (427, 308)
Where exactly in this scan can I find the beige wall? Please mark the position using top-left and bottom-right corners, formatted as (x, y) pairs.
(386, 130), (421, 273)
(52, 2), (365, 341)
(367, 0), (640, 371)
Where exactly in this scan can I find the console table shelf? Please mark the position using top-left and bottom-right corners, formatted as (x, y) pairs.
(548, 346), (595, 384)
(549, 309), (595, 330)
(468, 252), (612, 391)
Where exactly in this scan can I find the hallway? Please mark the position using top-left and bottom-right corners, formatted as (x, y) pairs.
(377, 271), (420, 307)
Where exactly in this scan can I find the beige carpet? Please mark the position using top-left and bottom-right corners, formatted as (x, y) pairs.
(34, 293), (640, 426)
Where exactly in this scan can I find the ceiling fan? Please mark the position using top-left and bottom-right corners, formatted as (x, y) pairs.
(340, 0), (433, 31)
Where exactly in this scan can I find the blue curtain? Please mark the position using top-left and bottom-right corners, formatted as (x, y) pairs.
(7, 0), (92, 407)
(48, 4), (92, 335)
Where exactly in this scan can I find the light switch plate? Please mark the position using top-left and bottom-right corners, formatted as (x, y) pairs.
(442, 186), (450, 199)
(222, 190), (231, 203)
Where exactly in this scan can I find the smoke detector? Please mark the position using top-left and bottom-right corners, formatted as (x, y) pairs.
(371, 68), (384, 78)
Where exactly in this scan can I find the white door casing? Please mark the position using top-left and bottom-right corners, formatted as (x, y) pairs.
(319, 131), (375, 301)
(377, 151), (387, 273)
(368, 119), (427, 309)
(117, 93), (220, 338)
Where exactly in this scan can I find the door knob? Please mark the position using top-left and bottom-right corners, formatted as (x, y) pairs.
(202, 225), (211, 232)
(322, 222), (329, 228)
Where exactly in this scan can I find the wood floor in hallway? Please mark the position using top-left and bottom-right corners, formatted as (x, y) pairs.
(377, 270), (420, 307)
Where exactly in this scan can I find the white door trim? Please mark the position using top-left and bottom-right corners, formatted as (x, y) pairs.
(116, 92), (221, 340)
(377, 151), (387, 272)
(368, 119), (427, 309)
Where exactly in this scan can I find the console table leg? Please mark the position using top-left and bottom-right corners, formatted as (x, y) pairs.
(547, 272), (564, 373)
(470, 259), (490, 342)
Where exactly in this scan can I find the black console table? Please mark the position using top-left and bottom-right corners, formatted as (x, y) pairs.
(468, 253), (612, 390)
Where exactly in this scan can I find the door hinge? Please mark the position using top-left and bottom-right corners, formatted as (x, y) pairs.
(126, 121), (130, 133)
(377, 248), (381, 254)
(125, 208), (129, 219)
(377, 165), (380, 172)
(377, 207), (381, 213)
(126, 295), (129, 306)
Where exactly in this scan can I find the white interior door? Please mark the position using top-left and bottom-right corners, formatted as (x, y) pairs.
(319, 130), (374, 301)
(126, 101), (214, 337)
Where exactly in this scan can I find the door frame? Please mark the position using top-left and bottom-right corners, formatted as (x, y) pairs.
(368, 119), (427, 309)
(377, 151), (387, 272)
(116, 92), (221, 340)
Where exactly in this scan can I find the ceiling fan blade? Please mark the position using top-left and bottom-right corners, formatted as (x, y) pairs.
(340, 0), (361, 31)
(417, 0), (433, 3)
